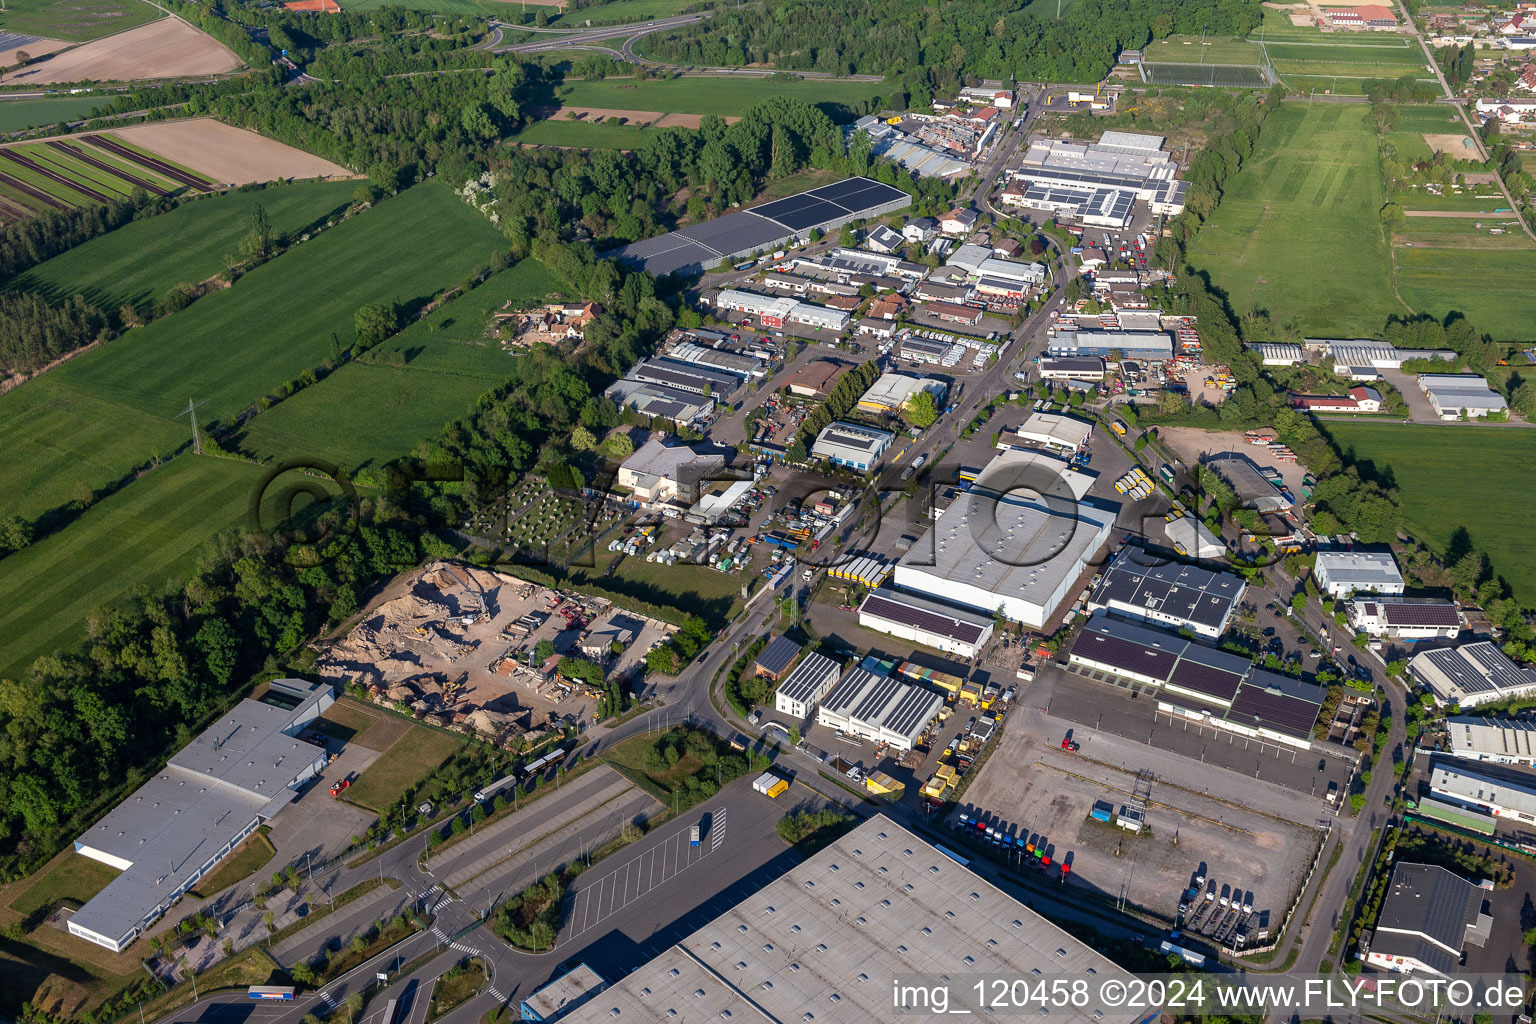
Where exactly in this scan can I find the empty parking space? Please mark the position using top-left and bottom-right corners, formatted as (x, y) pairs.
(564, 816), (720, 942)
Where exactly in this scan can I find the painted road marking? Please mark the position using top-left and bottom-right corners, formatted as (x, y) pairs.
(712, 806), (726, 850)
(565, 825), (712, 941)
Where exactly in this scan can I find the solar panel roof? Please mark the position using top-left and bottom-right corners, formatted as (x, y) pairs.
(776, 651), (841, 704)
(1228, 672), (1325, 739)
(851, 673), (906, 724)
(675, 211), (791, 256)
(860, 591), (990, 645)
(1381, 602), (1461, 627)
(754, 635), (804, 677)
(821, 667), (883, 717)
(883, 686), (943, 738)
(1168, 659), (1243, 703)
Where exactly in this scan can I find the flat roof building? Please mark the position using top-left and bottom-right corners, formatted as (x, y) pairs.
(1430, 759), (1536, 824)
(1048, 330), (1174, 361)
(560, 815), (1149, 1024)
(1013, 411), (1093, 454)
(773, 651), (843, 719)
(1313, 550), (1404, 599)
(1411, 641), (1536, 708)
(521, 963), (607, 1022)
(816, 666), (945, 750)
(1445, 716), (1536, 765)
(1348, 598), (1461, 640)
(1088, 545), (1246, 639)
(713, 289), (850, 332)
(893, 449), (1114, 629)
(628, 357), (741, 398)
(1366, 863), (1490, 975)
(603, 379), (715, 424)
(1068, 614), (1323, 747)
(69, 680), (334, 951)
(899, 336), (954, 364)
(666, 340), (760, 379)
(615, 177), (910, 277)
(1039, 356), (1107, 380)
(785, 358), (853, 398)
(1248, 343), (1305, 365)
(857, 372), (946, 414)
(857, 588), (996, 660)
(1418, 373), (1509, 419)
(811, 421), (895, 472)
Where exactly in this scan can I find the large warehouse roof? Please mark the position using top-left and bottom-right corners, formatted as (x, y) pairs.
(1411, 642), (1536, 707)
(560, 816), (1148, 1024)
(1088, 544), (1245, 635)
(615, 177), (910, 277)
(70, 681), (333, 950)
(1446, 716), (1536, 763)
(859, 589), (993, 647)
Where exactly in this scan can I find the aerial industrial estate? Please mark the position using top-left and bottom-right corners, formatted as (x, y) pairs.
(2, 0), (1536, 1023)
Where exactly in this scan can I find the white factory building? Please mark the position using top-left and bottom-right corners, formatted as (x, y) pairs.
(856, 372), (946, 414)
(1411, 642), (1536, 708)
(69, 680), (334, 951)
(815, 666), (945, 751)
(811, 421), (895, 472)
(1347, 598), (1461, 640)
(773, 651), (843, 719)
(892, 449), (1114, 629)
(1312, 550), (1404, 598)
(1047, 330), (1174, 362)
(857, 588), (996, 660)
(1445, 717), (1536, 765)
(713, 288), (851, 332)
(1012, 411), (1093, 455)
(1429, 760), (1536, 825)
(1164, 516), (1225, 560)
(1418, 373), (1509, 419)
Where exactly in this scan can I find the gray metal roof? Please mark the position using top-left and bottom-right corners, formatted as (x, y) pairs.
(70, 681), (333, 948)
(1373, 862), (1483, 972)
(629, 357), (741, 396)
(1411, 642), (1536, 704)
(560, 815), (1147, 1024)
(1089, 545), (1245, 632)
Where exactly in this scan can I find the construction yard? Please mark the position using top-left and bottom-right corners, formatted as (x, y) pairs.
(952, 710), (1325, 947)
(314, 562), (675, 746)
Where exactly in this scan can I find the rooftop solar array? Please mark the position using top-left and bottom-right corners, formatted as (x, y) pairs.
(615, 177), (909, 276)
(1090, 548), (1246, 632)
(1416, 642), (1536, 699)
(860, 590), (990, 645)
(1377, 601), (1461, 627)
(754, 635), (804, 677)
(775, 651), (842, 705)
(1227, 670), (1326, 740)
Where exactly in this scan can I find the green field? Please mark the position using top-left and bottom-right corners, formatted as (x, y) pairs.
(0, 455), (268, 679)
(542, 0), (690, 26)
(514, 117), (654, 148)
(14, 180), (356, 314)
(1144, 35), (1264, 65)
(1393, 240), (1536, 340)
(345, 725), (466, 813)
(0, 376), (187, 523)
(236, 258), (567, 469)
(555, 75), (890, 117)
(0, 135), (198, 218)
(0, 183), (507, 525)
(0, 96), (107, 134)
(1324, 422), (1536, 603)
(0, 0), (161, 41)
(1189, 103), (1403, 335)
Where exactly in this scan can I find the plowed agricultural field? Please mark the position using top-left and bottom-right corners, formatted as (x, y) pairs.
(106, 119), (354, 184)
(0, 18), (240, 85)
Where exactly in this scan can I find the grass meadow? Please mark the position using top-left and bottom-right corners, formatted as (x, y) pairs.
(555, 75), (890, 117)
(1189, 103), (1403, 335)
(1324, 422), (1536, 603)
(0, 455), (268, 679)
(236, 258), (567, 469)
(14, 180), (357, 315)
(345, 725), (466, 813)
(0, 0), (162, 41)
(0, 97), (108, 134)
(0, 183), (505, 508)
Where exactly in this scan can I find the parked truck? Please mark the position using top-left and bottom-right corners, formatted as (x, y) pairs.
(752, 771), (789, 799)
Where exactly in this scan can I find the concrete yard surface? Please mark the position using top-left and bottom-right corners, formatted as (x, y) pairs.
(953, 717), (1324, 936)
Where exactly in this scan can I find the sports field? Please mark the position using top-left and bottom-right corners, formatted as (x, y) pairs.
(0, 454), (268, 679)
(0, 96), (105, 134)
(0, 0), (162, 41)
(1189, 103), (1402, 336)
(14, 179), (356, 315)
(1143, 35), (1264, 65)
(237, 258), (568, 468)
(1260, 34), (1433, 95)
(555, 76), (889, 117)
(0, 183), (505, 522)
(1324, 422), (1536, 603)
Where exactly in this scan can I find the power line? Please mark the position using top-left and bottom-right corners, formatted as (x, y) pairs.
(174, 397), (210, 455)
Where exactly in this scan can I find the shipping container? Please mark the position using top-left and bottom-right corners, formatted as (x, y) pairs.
(1089, 800), (1114, 823)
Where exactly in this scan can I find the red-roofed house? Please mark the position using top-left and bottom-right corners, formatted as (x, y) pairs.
(1292, 386), (1383, 413)
(1518, 63), (1536, 92)
(971, 106), (999, 122)
(1324, 5), (1396, 28)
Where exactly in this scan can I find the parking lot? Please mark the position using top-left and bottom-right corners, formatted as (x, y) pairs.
(952, 699), (1327, 940)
